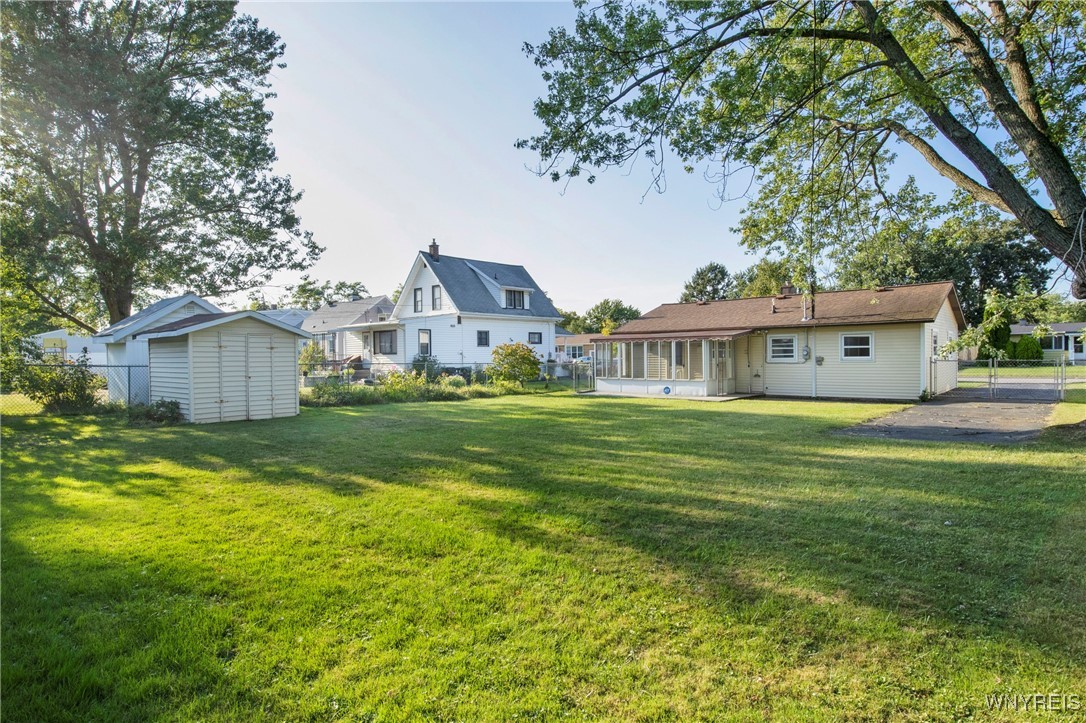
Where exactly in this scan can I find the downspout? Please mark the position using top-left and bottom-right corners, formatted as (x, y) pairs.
(810, 327), (817, 398)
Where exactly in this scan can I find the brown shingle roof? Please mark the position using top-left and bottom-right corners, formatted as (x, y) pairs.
(597, 282), (963, 342)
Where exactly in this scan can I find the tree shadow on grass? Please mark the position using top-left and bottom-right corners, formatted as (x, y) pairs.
(3, 397), (1084, 717)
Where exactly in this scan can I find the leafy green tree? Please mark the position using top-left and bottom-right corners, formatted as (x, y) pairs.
(520, 1), (1086, 297)
(732, 259), (795, 298)
(2, 1), (321, 326)
(1036, 295), (1086, 324)
(286, 277), (370, 311)
(583, 299), (641, 334)
(390, 283), (404, 304)
(834, 212), (1053, 325)
(680, 262), (736, 302)
(298, 342), (328, 374)
(556, 307), (586, 334)
(487, 342), (542, 386)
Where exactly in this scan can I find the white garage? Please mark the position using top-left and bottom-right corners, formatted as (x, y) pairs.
(140, 311), (310, 423)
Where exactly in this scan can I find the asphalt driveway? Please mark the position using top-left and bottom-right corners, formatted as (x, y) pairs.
(840, 397), (1056, 444)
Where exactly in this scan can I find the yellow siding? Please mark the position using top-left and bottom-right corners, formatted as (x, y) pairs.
(763, 330), (813, 397)
(927, 299), (960, 394)
(813, 323), (922, 399)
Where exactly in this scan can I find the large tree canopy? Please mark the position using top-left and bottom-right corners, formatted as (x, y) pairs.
(519, 0), (1086, 297)
(679, 261), (736, 302)
(1, 0), (321, 327)
(834, 212), (1052, 325)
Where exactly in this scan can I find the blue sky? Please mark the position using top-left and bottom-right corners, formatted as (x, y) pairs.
(235, 1), (978, 314)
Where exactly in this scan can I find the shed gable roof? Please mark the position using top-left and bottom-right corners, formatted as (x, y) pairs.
(94, 293), (221, 342)
(418, 252), (561, 319)
(139, 311), (311, 339)
(607, 282), (964, 339)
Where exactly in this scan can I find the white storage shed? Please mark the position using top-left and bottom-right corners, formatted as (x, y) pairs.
(139, 311), (310, 423)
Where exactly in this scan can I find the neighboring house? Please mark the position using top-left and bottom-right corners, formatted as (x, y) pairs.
(555, 332), (597, 362)
(92, 293), (222, 403)
(1009, 322), (1086, 364)
(302, 296), (395, 359)
(591, 281), (965, 401)
(31, 329), (108, 365)
(141, 311), (310, 423)
(333, 242), (562, 368)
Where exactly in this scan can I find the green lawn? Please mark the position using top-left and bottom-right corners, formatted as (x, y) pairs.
(3, 395), (1084, 720)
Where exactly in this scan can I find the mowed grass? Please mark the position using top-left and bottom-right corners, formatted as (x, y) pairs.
(2, 395), (1084, 721)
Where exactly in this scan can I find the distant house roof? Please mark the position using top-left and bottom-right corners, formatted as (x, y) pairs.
(557, 333), (598, 347)
(421, 251), (561, 319)
(139, 311), (311, 339)
(1010, 321), (1086, 335)
(258, 308), (312, 328)
(302, 296), (395, 334)
(94, 293), (221, 342)
(595, 282), (964, 342)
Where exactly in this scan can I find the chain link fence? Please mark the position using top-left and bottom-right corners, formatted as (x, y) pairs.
(2, 363), (150, 416)
(952, 358), (1074, 401)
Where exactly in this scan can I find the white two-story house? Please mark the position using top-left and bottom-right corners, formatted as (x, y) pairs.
(335, 242), (562, 370)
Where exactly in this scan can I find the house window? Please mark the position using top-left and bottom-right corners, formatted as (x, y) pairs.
(377, 314), (388, 322)
(477, 330), (490, 347)
(505, 290), (525, 309)
(841, 333), (873, 360)
(418, 329), (431, 357)
(413, 288), (423, 313)
(932, 331), (939, 358)
(376, 330), (397, 355)
(767, 334), (798, 362)
(528, 332), (542, 345)
(1039, 335), (1058, 351)
(432, 285), (442, 311)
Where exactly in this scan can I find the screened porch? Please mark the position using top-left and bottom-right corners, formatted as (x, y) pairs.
(593, 333), (750, 397)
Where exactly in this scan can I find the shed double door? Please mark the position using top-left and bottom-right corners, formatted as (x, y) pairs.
(218, 334), (275, 422)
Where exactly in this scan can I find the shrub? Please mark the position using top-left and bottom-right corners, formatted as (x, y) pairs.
(4, 345), (103, 414)
(1004, 340), (1018, 359)
(441, 366), (474, 383)
(439, 374), (467, 388)
(303, 378), (385, 407)
(377, 369), (429, 402)
(1013, 335), (1044, 360)
(487, 343), (542, 386)
(299, 342), (328, 374)
(411, 355), (442, 382)
(128, 399), (185, 425)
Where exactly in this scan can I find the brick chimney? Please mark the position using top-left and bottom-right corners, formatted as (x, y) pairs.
(428, 239), (439, 260)
(780, 283), (796, 296)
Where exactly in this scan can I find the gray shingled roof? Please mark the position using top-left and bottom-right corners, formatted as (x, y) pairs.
(94, 293), (219, 340)
(1010, 321), (1086, 335)
(599, 282), (963, 341)
(302, 296), (395, 333)
(423, 253), (561, 318)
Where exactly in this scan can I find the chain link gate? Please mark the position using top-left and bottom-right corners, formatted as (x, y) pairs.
(571, 360), (595, 393)
(953, 358), (1067, 401)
